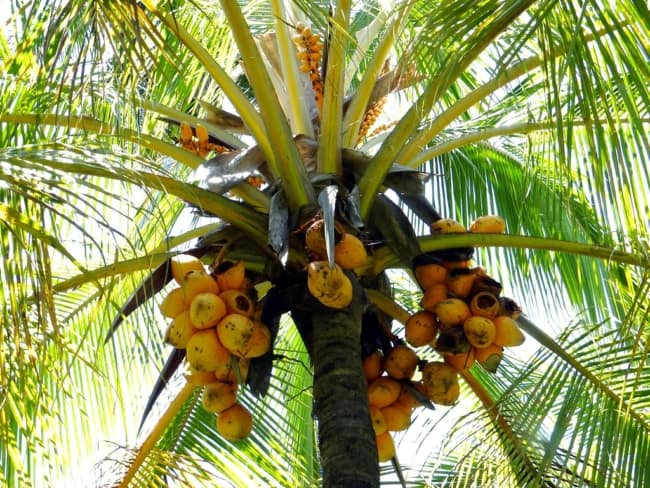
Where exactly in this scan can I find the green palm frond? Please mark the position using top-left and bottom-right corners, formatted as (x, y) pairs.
(2, 0), (650, 486)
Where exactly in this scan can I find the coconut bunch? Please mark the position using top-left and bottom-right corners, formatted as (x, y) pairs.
(302, 217), (368, 309)
(292, 23), (325, 112)
(406, 215), (524, 381)
(360, 346), (431, 462)
(159, 255), (272, 441)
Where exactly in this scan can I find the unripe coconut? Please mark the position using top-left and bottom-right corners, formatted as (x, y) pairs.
(369, 405), (387, 435)
(492, 316), (525, 347)
(363, 351), (384, 382)
(414, 262), (448, 289)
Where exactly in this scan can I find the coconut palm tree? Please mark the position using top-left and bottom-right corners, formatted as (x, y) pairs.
(1, 0), (649, 486)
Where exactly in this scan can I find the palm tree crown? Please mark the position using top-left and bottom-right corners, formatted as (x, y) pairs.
(1, 0), (649, 486)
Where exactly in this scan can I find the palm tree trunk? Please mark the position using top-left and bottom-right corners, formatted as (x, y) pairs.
(310, 277), (379, 488)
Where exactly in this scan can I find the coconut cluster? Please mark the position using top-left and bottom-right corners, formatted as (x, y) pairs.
(360, 215), (525, 463)
(408, 215), (524, 375)
(362, 347), (431, 462)
(160, 255), (272, 441)
(303, 218), (368, 309)
(292, 23), (325, 112)
(178, 122), (229, 158)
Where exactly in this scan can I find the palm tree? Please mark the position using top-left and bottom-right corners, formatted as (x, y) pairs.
(1, 0), (649, 486)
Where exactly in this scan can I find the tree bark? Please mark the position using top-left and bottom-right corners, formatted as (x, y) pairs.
(309, 276), (379, 488)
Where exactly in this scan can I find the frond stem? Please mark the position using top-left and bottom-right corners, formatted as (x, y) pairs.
(220, 0), (315, 209)
(117, 382), (195, 488)
(1, 113), (203, 169)
(516, 316), (650, 431)
(317, 0), (352, 175)
(365, 288), (411, 325)
(370, 233), (650, 277)
(397, 28), (610, 165)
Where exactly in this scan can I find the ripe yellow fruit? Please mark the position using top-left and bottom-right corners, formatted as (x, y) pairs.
(369, 405), (387, 435)
(420, 283), (449, 312)
(444, 348), (476, 371)
(179, 122), (194, 145)
(430, 218), (466, 234)
(363, 351), (384, 382)
(214, 356), (250, 383)
(395, 382), (427, 411)
(240, 321), (272, 358)
(219, 289), (254, 316)
(164, 311), (197, 349)
(469, 291), (500, 319)
(492, 316), (525, 347)
(183, 365), (217, 386)
(433, 298), (471, 328)
(217, 313), (255, 356)
(375, 431), (396, 462)
(186, 328), (231, 372)
(367, 376), (402, 408)
(475, 343), (503, 373)
(405, 310), (438, 347)
(463, 316), (496, 349)
(195, 123), (209, 143)
(421, 361), (460, 405)
(189, 292), (227, 329)
(181, 270), (220, 303)
(334, 233), (368, 270)
(381, 403), (411, 432)
(306, 261), (353, 309)
(216, 403), (253, 441)
(202, 381), (238, 414)
(446, 268), (477, 299)
(383, 345), (418, 380)
(469, 215), (506, 234)
(216, 261), (246, 292)
(305, 219), (327, 257)
(171, 254), (206, 284)
(414, 263), (448, 289)
(159, 287), (186, 318)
